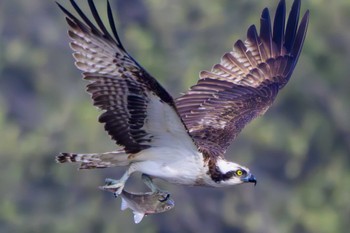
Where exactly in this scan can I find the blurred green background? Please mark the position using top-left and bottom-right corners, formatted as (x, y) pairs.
(1, 0), (349, 232)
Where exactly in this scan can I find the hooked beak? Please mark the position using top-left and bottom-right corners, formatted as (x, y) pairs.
(241, 173), (257, 186)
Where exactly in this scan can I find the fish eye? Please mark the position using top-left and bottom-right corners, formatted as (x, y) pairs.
(235, 169), (246, 177)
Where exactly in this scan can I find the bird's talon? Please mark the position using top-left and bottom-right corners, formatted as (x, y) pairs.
(104, 178), (118, 186)
(99, 179), (125, 197)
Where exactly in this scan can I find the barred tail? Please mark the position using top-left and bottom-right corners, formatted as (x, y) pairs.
(56, 150), (130, 169)
(56, 152), (79, 163)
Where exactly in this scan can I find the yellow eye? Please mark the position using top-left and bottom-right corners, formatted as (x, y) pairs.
(236, 170), (243, 176)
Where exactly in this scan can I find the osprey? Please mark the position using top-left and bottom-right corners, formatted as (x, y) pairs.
(56, 0), (309, 196)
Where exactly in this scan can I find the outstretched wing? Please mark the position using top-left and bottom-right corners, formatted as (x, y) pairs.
(58, 0), (193, 154)
(176, 0), (309, 156)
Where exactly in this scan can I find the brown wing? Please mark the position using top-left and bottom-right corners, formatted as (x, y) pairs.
(58, 0), (193, 154)
(176, 0), (309, 156)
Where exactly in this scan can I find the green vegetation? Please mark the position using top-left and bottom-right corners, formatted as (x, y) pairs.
(1, 0), (349, 232)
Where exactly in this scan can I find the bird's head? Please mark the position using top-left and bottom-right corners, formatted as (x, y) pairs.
(214, 159), (257, 186)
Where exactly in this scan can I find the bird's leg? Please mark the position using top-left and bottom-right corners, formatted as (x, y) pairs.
(99, 174), (128, 197)
(141, 174), (158, 193)
(99, 165), (134, 197)
(141, 174), (170, 201)
(104, 178), (118, 186)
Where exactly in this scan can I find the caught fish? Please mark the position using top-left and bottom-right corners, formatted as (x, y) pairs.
(120, 190), (175, 224)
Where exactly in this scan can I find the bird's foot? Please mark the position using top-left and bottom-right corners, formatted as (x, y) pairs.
(104, 178), (118, 186)
(99, 178), (125, 197)
(141, 173), (170, 201)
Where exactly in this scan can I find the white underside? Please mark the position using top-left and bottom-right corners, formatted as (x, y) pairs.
(125, 93), (215, 186)
(130, 147), (208, 186)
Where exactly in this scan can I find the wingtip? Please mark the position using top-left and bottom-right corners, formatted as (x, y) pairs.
(301, 10), (310, 28)
(283, 0), (303, 52)
(304, 9), (310, 19)
(293, 0), (301, 8)
(260, 6), (273, 56)
(290, 0), (301, 17)
(290, 9), (309, 59)
(56, 1), (67, 13)
(260, 7), (271, 29)
(261, 8), (270, 20)
(272, 0), (286, 53)
(247, 24), (257, 35)
(107, 0), (112, 8)
(87, 0), (97, 14)
(276, 0), (286, 13)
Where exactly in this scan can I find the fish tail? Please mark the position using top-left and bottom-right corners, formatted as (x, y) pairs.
(133, 212), (145, 224)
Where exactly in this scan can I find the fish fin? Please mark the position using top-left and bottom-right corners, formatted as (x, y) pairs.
(120, 198), (129, 211)
(133, 212), (145, 224)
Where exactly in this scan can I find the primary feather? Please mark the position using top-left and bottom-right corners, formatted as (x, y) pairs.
(176, 0), (309, 156)
(57, 0), (192, 155)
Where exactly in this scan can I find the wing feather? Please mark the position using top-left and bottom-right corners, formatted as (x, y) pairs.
(260, 8), (274, 58)
(273, 0), (286, 54)
(176, 0), (309, 156)
(58, 1), (193, 154)
(284, 0), (300, 52)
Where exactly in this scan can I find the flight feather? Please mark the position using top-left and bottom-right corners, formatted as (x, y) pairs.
(176, 0), (309, 156)
(57, 0), (191, 154)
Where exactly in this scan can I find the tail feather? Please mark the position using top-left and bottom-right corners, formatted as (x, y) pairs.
(56, 152), (79, 163)
(56, 150), (130, 169)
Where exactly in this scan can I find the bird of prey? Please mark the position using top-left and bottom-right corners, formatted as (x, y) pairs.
(56, 0), (309, 196)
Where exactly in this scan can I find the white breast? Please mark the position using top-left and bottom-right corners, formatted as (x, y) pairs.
(128, 93), (213, 186)
(132, 147), (207, 185)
